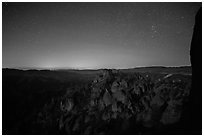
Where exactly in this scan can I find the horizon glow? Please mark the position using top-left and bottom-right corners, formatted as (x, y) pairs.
(2, 3), (201, 69)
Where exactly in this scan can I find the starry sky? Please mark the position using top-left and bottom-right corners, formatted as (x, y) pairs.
(2, 2), (201, 69)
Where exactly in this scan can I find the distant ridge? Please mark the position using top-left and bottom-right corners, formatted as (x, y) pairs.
(125, 65), (191, 70)
(3, 65), (191, 71)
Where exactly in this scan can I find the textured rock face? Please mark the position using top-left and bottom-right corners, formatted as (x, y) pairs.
(37, 69), (191, 134)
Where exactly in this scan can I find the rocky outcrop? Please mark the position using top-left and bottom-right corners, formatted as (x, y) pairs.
(36, 69), (191, 134)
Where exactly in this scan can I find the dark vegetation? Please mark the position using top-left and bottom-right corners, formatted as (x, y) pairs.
(2, 66), (192, 134)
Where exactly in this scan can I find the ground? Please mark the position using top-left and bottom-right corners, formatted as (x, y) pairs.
(2, 66), (192, 134)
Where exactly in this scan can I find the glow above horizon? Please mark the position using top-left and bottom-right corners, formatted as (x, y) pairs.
(2, 3), (201, 69)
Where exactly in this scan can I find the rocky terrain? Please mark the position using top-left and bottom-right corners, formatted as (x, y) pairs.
(31, 69), (191, 134)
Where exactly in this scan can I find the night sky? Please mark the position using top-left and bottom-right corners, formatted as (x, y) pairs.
(2, 2), (201, 69)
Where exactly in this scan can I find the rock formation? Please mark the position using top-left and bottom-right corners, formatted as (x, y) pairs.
(37, 69), (191, 134)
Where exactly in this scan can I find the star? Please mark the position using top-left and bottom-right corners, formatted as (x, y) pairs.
(151, 25), (158, 38)
(151, 25), (157, 33)
(151, 25), (157, 31)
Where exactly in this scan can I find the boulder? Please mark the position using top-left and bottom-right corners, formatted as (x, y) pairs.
(103, 89), (113, 106)
(112, 91), (126, 104)
(112, 101), (118, 112)
(60, 98), (73, 112)
(160, 100), (182, 125)
(111, 81), (120, 93)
